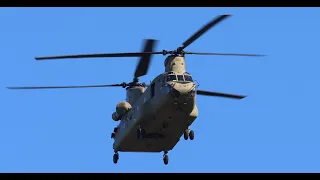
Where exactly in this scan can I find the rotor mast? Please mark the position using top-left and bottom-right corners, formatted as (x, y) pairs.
(164, 55), (187, 73)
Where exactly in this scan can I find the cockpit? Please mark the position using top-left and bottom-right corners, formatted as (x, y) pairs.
(166, 73), (193, 82)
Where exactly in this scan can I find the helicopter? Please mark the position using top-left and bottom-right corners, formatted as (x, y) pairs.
(7, 14), (264, 165)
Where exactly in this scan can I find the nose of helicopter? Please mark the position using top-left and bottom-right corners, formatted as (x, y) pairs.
(168, 82), (196, 98)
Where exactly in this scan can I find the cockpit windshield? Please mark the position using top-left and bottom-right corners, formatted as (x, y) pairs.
(167, 74), (193, 82)
(167, 75), (177, 82)
(184, 75), (193, 82)
(177, 75), (184, 81)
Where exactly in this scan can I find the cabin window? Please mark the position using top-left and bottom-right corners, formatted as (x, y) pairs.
(177, 75), (184, 81)
(151, 83), (155, 98)
(184, 75), (193, 82)
(167, 75), (177, 82)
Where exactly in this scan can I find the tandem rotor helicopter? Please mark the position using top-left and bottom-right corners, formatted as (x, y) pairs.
(7, 14), (264, 165)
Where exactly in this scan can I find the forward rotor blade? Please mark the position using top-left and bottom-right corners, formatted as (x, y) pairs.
(197, 90), (246, 99)
(35, 52), (163, 60)
(7, 84), (123, 90)
(180, 14), (231, 50)
(134, 39), (158, 78)
(185, 52), (265, 57)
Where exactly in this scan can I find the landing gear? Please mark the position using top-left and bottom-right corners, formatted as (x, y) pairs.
(111, 132), (116, 138)
(183, 128), (194, 140)
(111, 127), (118, 139)
(163, 151), (169, 165)
(189, 130), (194, 140)
(113, 152), (119, 164)
(184, 130), (189, 140)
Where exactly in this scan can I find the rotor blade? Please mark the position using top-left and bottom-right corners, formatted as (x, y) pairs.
(180, 14), (231, 50)
(197, 90), (246, 99)
(134, 39), (158, 78)
(35, 52), (163, 60)
(185, 52), (265, 57)
(7, 84), (123, 90)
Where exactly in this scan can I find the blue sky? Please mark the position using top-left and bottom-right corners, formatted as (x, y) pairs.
(1, 8), (320, 173)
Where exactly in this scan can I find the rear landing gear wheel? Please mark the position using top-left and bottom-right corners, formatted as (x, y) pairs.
(163, 154), (169, 165)
(189, 130), (194, 140)
(184, 130), (189, 140)
(163, 151), (169, 165)
(113, 153), (119, 164)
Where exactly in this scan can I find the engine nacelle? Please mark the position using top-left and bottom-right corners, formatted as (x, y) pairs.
(112, 101), (132, 121)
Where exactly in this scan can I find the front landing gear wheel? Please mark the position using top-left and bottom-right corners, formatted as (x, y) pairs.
(189, 130), (194, 140)
(113, 153), (119, 164)
(163, 154), (169, 165)
(184, 130), (189, 140)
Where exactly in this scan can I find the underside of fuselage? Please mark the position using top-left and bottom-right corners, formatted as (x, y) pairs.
(113, 82), (198, 152)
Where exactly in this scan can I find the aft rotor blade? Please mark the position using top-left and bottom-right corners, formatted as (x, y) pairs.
(134, 39), (158, 78)
(197, 90), (246, 99)
(7, 84), (123, 90)
(180, 14), (231, 50)
(185, 52), (265, 57)
(35, 52), (163, 60)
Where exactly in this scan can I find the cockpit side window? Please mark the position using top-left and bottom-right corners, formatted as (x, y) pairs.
(177, 75), (184, 81)
(184, 75), (193, 82)
(167, 75), (177, 82)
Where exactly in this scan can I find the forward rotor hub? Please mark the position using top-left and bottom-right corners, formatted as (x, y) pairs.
(162, 48), (185, 56)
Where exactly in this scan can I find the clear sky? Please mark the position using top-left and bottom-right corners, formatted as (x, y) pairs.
(1, 8), (319, 173)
